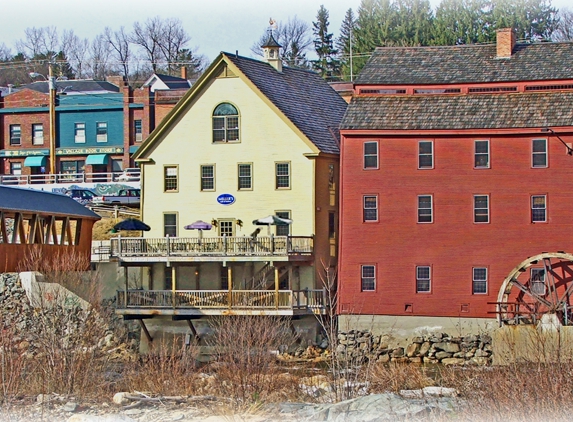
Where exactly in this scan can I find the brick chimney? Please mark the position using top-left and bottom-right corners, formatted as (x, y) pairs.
(181, 66), (188, 80)
(496, 28), (516, 58)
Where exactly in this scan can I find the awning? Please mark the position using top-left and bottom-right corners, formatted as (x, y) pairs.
(23, 156), (47, 167)
(85, 154), (109, 165)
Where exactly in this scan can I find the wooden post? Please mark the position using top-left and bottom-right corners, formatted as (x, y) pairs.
(172, 265), (176, 308)
(275, 266), (279, 309)
(124, 266), (128, 308)
(227, 265), (232, 309)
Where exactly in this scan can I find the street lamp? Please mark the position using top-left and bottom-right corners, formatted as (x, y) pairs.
(541, 128), (573, 156)
(29, 66), (57, 175)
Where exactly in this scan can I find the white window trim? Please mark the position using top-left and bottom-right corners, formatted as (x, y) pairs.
(474, 139), (490, 169)
(417, 194), (433, 223)
(361, 264), (376, 291)
(363, 195), (378, 222)
(416, 265), (431, 293)
(275, 162), (291, 190)
(363, 141), (379, 170)
(418, 140), (434, 169)
(96, 122), (108, 143)
(474, 194), (490, 224)
(238, 163), (253, 190)
(472, 267), (488, 295)
(32, 124), (44, 145)
(74, 123), (86, 144)
(532, 138), (548, 168)
(531, 195), (547, 223)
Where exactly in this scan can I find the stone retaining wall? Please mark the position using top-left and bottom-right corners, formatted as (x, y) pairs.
(337, 330), (492, 365)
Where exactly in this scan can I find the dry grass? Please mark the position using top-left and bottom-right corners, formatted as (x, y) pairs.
(369, 362), (435, 393)
(92, 217), (142, 240)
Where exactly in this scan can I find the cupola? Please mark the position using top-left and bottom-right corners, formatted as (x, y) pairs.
(262, 31), (282, 72)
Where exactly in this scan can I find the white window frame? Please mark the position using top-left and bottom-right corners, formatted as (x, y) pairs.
(164, 165), (178, 192)
(418, 140), (434, 169)
(474, 194), (489, 224)
(361, 265), (376, 291)
(416, 266), (431, 293)
(363, 141), (379, 169)
(163, 213), (177, 237)
(134, 119), (142, 142)
(417, 195), (433, 223)
(472, 267), (488, 294)
(96, 122), (108, 142)
(363, 195), (378, 222)
(275, 162), (290, 189)
(238, 163), (253, 190)
(532, 138), (547, 168)
(10, 124), (21, 145)
(530, 268), (546, 296)
(474, 140), (490, 169)
(200, 164), (215, 191)
(74, 123), (86, 143)
(32, 123), (44, 145)
(531, 195), (547, 223)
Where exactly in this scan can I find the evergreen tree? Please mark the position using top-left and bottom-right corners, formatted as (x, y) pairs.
(489, 0), (558, 41)
(312, 5), (340, 80)
(394, 0), (435, 46)
(336, 8), (358, 81)
(432, 0), (491, 45)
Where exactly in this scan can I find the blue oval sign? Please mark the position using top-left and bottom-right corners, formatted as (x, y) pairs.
(217, 194), (236, 206)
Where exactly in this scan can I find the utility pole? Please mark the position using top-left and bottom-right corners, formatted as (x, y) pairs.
(48, 62), (57, 175)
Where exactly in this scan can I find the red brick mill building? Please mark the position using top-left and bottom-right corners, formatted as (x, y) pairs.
(337, 29), (573, 337)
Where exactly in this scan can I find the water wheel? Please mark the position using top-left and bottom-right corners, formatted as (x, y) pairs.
(496, 252), (573, 326)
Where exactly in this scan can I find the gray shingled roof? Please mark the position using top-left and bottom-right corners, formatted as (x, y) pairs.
(22, 80), (120, 94)
(226, 54), (347, 154)
(153, 74), (191, 90)
(0, 186), (100, 219)
(357, 42), (573, 85)
(341, 92), (573, 131)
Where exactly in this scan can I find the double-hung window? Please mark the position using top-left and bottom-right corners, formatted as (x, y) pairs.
(363, 195), (378, 222)
(418, 195), (433, 223)
(134, 120), (142, 142)
(530, 268), (546, 295)
(238, 163), (252, 190)
(74, 123), (86, 143)
(201, 165), (215, 191)
(361, 265), (376, 291)
(474, 195), (489, 223)
(474, 140), (489, 168)
(472, 267), (488, 294)
(164, 166), (178, 192)
(532, 139), (547, 168)
(32, 124), (44, 145)
(275, 211), (291, 236)
(531, 195), (546, 222)
(164, 213), (177, 237)
(416, 266), (431, 293)
(10, 125), (21, 145)
(96, 122), (108, 142)
(418, 141), (433, 169)
(364, 141), (378, 169)
(212, 103), (239, 142)
(275, 162), (290, 189)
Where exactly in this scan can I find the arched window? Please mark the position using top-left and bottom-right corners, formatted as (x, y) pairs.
(213, 103), (239, 142)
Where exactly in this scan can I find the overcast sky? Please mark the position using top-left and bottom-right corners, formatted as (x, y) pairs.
(1, 0), (570, 64)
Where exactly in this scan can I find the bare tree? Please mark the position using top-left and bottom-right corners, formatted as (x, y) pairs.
(61, 30), (89, 79)
(104, 26), (132, 83)
(251, 16), (312, 68)
(554, 8), (573, 41)
(16, 26), (59, 58)
(0, 43), (11, 61)
(88, 34), (112, 80)
(157, 18), (192, 75)
(131, 17), (164, 73)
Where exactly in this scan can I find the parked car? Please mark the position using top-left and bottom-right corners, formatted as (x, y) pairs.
(92, 189), (141, 207)
(117, 168), (141, 182)
(64, 188), (96, 206)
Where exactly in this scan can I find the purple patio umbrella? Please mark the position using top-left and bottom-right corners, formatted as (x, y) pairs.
(184, 220), (213, 241)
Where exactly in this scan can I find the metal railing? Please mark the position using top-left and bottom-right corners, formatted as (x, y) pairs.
(0, 171), (139, 185)
(117, 289), (325, 311)
(110, 235), (314, 258)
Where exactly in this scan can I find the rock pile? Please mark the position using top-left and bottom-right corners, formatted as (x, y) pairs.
(0, 272), (138, 361)
(336, 330), (492, 365)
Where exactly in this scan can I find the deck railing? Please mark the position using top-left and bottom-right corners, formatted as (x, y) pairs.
(0, 171), (138, 186)
(117, 289), (325, 311)
(110, 235), (313, 258)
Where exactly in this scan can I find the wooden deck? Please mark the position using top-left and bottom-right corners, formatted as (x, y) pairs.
(116, 289), (326, 316)
(110, 235), (313, 263)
